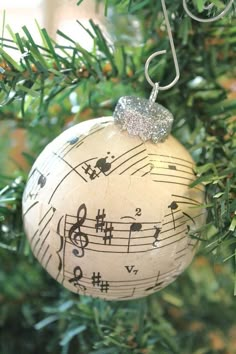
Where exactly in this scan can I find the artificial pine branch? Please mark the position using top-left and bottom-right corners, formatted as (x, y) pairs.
(0, 1), (236, 353)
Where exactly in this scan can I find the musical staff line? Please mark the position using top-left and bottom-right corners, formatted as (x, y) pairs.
(32, 238), (40, 253)
(66, 215), (161, 226)
(62, 206), (204, 254)
(57, 139), (80, 157)
(64, 217), (187, 238)
(160, 228), (186, 242)
(175, 253), (187, 261)
(163, 213), (184, 225)
(65, 222), (161, 233)
(171, 194), (202, 205)
(107, 144), (146, 175)
(36, 230), (50, 257)
(64, 266), (179, 296)
(45, 254), (52, 270)
(163, 211), (204, 227)
(108, 148), (147, 175)
(119, 156), (148, 175)
(176, 246), (188, 254)
(39, 208), (56, 235)
(48, 157), (97, 203)
(156, 160), (193, 170)
(151, 172), (195, 182)
(23, 201), (39, 217)
(110, 142), (144, 164)
(64, 230), (162, 240)
(157, 235), (186, 249)
(65, 268), (177, 286)
(61, 126), (106, 158)
(63, 240), (184, 254)
(131, 163), (152, 176)
(142, 171), (150, 177)
(160, 166), (195, 176)
(161, 222), (186, 236)
(40, 244), (50, 264)
(53, 152), (88, 182)
(148, 153), (194, 165)
(153, 179), (204, 192)
(30, 229), (39, 244)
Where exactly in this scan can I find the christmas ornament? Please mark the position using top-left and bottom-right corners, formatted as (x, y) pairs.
(22, 0), (206, 300)
(22, 111), (205, 300)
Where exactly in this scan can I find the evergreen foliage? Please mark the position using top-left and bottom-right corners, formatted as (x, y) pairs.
(0, 1), (236, 353)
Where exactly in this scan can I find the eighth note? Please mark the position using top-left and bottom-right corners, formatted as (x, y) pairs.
(127, 222), (142, 253)
(68, 204), (89, 257)
(168, 201), (179, 230)
(153, 227), (162, 248)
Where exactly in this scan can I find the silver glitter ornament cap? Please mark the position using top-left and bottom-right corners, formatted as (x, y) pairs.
(113, 95), (174, 143)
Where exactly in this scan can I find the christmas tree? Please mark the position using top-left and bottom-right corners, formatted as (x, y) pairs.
(0, 1), (236, 353)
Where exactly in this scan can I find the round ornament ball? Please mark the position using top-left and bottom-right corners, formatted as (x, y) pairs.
(23, 109), (205, 300)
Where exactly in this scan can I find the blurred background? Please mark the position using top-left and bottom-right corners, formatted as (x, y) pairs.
(0, 0), (104, 175)
(1, 0), (104, 48)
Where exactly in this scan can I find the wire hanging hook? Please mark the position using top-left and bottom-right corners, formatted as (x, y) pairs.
(183, 0), (234, 23)
(144, 0), (180, 92)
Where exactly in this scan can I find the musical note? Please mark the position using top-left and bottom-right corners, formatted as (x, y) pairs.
(38, 174), (47, 188)
(103, 222), (114, 245)
(145, 272), (164, 292)
(24, 168), (47, 201)
(168, 201), (179, 230)
(127, 222), (142, 253)
(69, 266), (86, 291)
(91, 272), (102, 286)
(95, 209), (106, 232)
(95, 152), (115, 174)
(68, 204), (89, 257)
(67, 136), (79, 145)
(153, 227), (162, 247)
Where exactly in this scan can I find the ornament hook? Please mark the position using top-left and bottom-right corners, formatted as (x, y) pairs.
(183, 0), (234, 22)
(144, 0), (180, 92)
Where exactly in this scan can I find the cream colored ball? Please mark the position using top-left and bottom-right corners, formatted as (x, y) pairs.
(22, 117), (205, 300)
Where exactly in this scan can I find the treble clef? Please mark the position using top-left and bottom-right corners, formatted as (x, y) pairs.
(69, 203), (89, 257)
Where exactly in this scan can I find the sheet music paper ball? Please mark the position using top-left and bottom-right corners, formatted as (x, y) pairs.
(22, 114), (205, 301)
